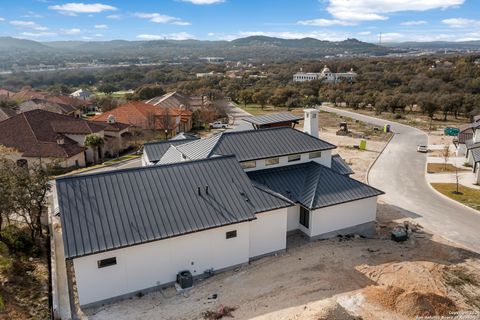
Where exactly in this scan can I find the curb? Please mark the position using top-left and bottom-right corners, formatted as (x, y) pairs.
(366, 132), (395, 185)
(424, 163), (480, 216)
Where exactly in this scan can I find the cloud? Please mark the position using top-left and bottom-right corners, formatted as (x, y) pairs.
(442, 18), (480, 28)
(49, 3), (117, 15)
(106, 14), (121, 20)
(22, 11), (44, 18)
(400, 20), (427, 26)
(19, 31), (57, 37)
(137, 32), (195, 40)
(358, 31), (371, 35)
(82, 36), (93, 40)
(10, 20), (48, 31)
(325, 0), (464, 22)
(63, 28), (82, 34)
(94, 24), (108, 29)
(134, 12), (191, 25)
(297, 18), (355, 26)
(0, 17), (4, 22)
(181, 0), (224, 4)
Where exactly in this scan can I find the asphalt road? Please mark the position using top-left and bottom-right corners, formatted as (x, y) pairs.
(320, 106), (480, 253)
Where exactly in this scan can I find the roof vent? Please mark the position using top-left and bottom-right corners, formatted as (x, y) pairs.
(198, 187), (201, 196)
(107, 114), (116, 124)
(205, 185), (209, 195)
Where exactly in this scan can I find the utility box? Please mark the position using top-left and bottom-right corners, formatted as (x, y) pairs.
(384, 124), (391, 133)
(359, 139), (367, 150)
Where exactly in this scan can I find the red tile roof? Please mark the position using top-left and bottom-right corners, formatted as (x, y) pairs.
(92, 101), (184, 130)
(0, 109), (106, 158)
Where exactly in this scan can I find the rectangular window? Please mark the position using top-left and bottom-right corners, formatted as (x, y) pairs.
(309, 151), (322, 159)
(265, 157), (279, 166)
(312, 113), (317, 119)
(240, 160), (256, 169)
(300, 207), (310, 228)
(226, 230), (237, 239)
(97, 257), (117, 268)
(288, 154), (301, 162)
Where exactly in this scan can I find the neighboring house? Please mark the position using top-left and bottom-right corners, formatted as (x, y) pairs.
(0, 107), (16, 122)
(71, 89), (93, 100)
(92, 101), (192, 134)
(0, 89), (14, 98)
(55, 108), (383, 307)
(146, 91), (209, 112)
(0, 110), (130, 168)
(293, 66), (357, 83)
(17, 97), (83, 118)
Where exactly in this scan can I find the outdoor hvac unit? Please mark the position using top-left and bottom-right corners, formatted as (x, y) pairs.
(176, 270), (193, 289)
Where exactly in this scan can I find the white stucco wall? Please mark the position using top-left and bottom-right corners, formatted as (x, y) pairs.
(286, 206), (300, 232)
(73, 222), (251, 306)
(249, 208), (288, 258)
(308, 197), (377, 238)
(242, 150), (332, 172)
(141, 153), (151, 166)
(457, 144), (467, 157)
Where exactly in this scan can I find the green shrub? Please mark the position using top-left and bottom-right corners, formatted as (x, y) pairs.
(0, 226), (34, 254)
(0, 294), (5, 312)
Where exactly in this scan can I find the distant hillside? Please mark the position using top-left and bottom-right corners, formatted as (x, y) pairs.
(0, 36), (393, 70)
(383, 41), (480, 50)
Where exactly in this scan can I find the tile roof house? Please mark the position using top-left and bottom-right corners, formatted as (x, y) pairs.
(146, 91), (208, 111)
(57, 109), (384, 307)
(0, 107), (16, 122)
(92, 101), (192, 134)
(0, 110), (130, 168)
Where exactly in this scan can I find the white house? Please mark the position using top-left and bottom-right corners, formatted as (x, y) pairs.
(57, 109), (383, 307)
(293, 66), (357, 83)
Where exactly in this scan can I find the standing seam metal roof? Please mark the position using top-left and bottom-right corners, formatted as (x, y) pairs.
(169, 127), (336, 163)
(247, 161), (384, 210)
(471, 148), (480, 163)
(143, 137), (198, 162)
(242, 113), (304, 126)
(331, 154), (354, 175)
(57, 156), (291, 259)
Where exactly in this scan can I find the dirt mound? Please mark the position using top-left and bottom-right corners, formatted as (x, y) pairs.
(363, 285), (457, 318)
(357, 261), (447, 295)
(315, 303), (363, 320)
(395, 291), (456, 317)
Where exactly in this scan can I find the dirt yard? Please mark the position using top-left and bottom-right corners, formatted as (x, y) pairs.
(85, 203), (480, 320)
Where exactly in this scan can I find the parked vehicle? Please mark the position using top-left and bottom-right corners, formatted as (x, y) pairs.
(209, 121), (228, 129)
(417, 145), (428, 153)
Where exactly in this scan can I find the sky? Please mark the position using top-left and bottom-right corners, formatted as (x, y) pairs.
(0, 0), (479, 43)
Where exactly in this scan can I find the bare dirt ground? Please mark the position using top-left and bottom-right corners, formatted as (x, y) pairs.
(86, 204), (480, 320)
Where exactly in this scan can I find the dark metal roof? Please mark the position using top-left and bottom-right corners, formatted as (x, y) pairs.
(57, 156), (291, 259)
(171, 127), (336, 162)
(143, 136), (198, 162)
(243, 113), (304, 126)
(331, 154), (354, 175)
(247, 161), (383, 210)
(471, 148), (480, 163)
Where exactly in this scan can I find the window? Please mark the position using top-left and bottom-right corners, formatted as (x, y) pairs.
(288, 154), (301, 162)
(226, 230), (237, 239)
(300, 207), (310, 228)
(240, 160), (256, 169)
(312, 113), (317, 119)
(309, 151), (322, 159)
(265, 157), (279, 166)
(97, 257), (117, 268)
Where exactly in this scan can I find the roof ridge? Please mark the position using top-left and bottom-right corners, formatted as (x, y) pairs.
(56, 154), (238, 182)
(22, 112), (40, 143)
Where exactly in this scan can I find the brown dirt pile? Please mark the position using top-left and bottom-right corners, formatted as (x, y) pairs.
(315, 303), (363, 320)
(363, 285), (457, 317)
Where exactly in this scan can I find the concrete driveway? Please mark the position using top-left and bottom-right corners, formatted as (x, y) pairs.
(320, 106), (480, 253)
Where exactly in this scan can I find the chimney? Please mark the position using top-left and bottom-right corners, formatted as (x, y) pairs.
(303, 108), (319, 138)
(56, 135), (65, 145)
(107, 114), (116, 124)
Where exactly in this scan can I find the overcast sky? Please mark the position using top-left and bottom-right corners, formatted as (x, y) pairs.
(0, 0), (479, 42)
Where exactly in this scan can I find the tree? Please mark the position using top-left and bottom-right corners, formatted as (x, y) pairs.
(13, 164), (52, 241)
(130, 84), (165, 101)
(94, 96), (118, 113)
(238, 89), (254, 108)
(0, 158), (16, 239)
(252, 90), (271, 110)
(84, 134), (104, 164)
(442, 144), (450, 171)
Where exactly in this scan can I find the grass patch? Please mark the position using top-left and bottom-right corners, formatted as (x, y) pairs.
(427, 163), (470, 174)
(103, 154), (140, 165)
(444, 266), (480, 309)
(431, 183), (480, 211)
(238, 103), (289, 116)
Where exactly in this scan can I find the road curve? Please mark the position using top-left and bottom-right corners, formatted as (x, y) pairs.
(320, 106), (480, 253)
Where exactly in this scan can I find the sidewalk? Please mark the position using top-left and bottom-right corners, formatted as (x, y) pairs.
(426, 156), (479, 190)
